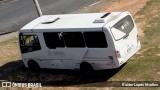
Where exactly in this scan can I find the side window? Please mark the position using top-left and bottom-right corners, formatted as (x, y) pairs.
(43, 32), (65, 49)
(63, 32), (85, 47)
(83, 32), (108, 48)
(19, 35), (41, 53)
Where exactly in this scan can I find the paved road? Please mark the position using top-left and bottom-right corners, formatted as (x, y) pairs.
(0, 0), (99, 34)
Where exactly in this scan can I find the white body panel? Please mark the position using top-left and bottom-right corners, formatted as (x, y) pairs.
(19, 12), (141, 70)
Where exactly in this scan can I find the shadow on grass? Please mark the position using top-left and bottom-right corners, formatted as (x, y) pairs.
(0, 60), (125, 87)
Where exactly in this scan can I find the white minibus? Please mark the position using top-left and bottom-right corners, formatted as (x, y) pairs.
(19, 12), (141, 73)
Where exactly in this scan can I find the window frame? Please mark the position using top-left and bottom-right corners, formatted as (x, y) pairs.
(19, 34), (41, 53)
(63, 32), (86, 48)
(110, 15), (135, 41)
(43, 31), (108, 49)
(83, 32), (108, 48)
(43, 32), (65, 49)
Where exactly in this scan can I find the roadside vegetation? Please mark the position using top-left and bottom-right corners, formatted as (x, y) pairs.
(0, 0), (160, 90)
(109, 0), (160, 89)
(107, 0), (160, 82)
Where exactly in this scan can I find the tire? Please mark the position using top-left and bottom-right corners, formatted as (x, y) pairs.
(80, 62), (94, 76)
(28, 60), (40, 72)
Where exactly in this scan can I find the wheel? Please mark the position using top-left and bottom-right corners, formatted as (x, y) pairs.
(28, 60), (40, 72)
(80, 62), (94, 75)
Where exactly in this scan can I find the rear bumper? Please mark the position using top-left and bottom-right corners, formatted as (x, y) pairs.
(91, 41), (141, 70)
(117, 40), (141, 67)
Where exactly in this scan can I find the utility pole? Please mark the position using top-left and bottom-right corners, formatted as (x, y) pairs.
(33, 0), (43, 17)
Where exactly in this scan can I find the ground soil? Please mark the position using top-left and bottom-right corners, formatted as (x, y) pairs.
(101, 0), (148, 15)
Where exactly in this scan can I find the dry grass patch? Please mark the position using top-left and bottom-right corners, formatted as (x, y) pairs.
(100, 0), (148, 15)
(0, 38), (20, 66)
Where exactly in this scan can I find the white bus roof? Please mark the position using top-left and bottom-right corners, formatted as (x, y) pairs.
(20, 12), (122, 33)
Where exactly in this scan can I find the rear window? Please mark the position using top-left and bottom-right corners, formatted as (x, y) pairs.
(111, 15), (134, 40)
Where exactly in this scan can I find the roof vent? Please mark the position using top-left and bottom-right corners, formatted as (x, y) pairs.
(93, 13), (110, 23)
(93, 18), (105, 23)
(101, 13), (110, 18)
(42, 17), (60, 24)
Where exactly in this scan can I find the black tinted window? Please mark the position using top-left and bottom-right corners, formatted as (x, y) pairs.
(83, 32), (107, 48)
(43, 32), (65, 49)
(19, 35), (41, 53)
(63, 32), (85, 47)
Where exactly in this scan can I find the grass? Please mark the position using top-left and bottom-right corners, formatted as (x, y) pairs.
(0, 0), (160, 90)
(110, 0), (160, 81)
(105, 0), (160, 89)
(0, 37), (20, 66)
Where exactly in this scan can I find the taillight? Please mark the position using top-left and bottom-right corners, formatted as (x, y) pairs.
(115, 50), (121, 59)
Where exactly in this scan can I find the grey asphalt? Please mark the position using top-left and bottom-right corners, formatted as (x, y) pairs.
(0, 0), (99, 34)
